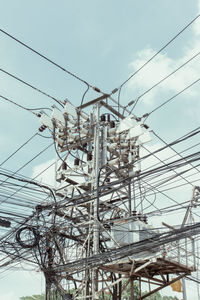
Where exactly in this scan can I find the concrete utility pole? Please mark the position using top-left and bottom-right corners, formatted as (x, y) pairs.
(92, 103), (100, 299)
(182, 278), (187, 300)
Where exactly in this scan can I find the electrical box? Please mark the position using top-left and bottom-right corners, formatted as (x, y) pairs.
(110, 219), (159, 253)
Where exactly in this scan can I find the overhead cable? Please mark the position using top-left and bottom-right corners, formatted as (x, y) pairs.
(128, 49), (200, 111)
(0, 28), (93, 88)
(0, 68), (64, 108)
(0, 132), (38, 167)
(117, 14), (200, 91)
(144, 77), (200, 119)
(0, 94), (52, 115)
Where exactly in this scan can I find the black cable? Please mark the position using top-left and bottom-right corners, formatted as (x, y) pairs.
(80, 84), (90, 107)
(128, 49), (200, 111)
(0, 143), (54, 205)
(152, 130), (200, 176)
(144, 77), (200, 119)
(0, 94), (52, 115)
(52, 222), (200, 273)
(141, 143), (197, 190)
(60, 151), (200, 212)
(15, 226), (40, 248)
(0, 132), (38, 167)
(0, 68), (64, 108)
(117, 14), (200, 90)
(37, 133), (52, 139)
(101, 127), (200, 186)
(0, 28), (93, 88)
(141, 140), (200, 173)
(186, 275), (200, 284)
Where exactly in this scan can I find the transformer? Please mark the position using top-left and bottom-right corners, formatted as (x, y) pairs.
(110, 218), (159, 253)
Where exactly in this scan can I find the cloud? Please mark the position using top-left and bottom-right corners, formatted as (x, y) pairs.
(193, 1), (200, 36)
(0, 292), (16, 300)
(128, 1), (200, 105)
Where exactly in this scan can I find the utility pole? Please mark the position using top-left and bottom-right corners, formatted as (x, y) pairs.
(38, 96), (198, 300)
(182, 278), (187, 300)
(92, 103), (100, 299)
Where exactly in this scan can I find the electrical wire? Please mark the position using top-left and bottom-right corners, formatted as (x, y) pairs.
(116, 14), (200, 91)
(0, 132), (38, 167)
(152, 130), (200, 179)
(128, 49), (200, 111)
(0, 28), (93, 88)
(0, 68), (64, 108)
(143, 77), (200, 119)
(0, 94), (52, 115)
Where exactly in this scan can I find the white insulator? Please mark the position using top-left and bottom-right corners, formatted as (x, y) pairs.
(108, 128), (116, 135)
(128, 152), (133, 163)
(56, 137), (64, 146)
(80, 127), (88, 135)
(64, 101), (77, 119)
(113, 135), (126, 142)
(116, 115), (137, 133)
(64, 114), (76, 125)
(134, 161), (141, 172)
(108, 158), (119, 166)
(120, 142), (128, 147)
(129, 170), (135, 177)
(80, 111), (89, 120)
(40, 114), (53, 130)
(52, 107), (65, 127)
(136, 130), (152, 145)
(126, 124), (143, 140)
(108, 143), (117, 150)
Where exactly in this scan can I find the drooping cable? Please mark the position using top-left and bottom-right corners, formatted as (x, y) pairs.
(0, 28), (93, 88)
(116, 14), (200, 91)
(128, 49), (200, 111)
(144, 78), (200, 119)
(0, 68), (64, 108)
(0, 94), (52, 115)
(0, 132), (38, 167)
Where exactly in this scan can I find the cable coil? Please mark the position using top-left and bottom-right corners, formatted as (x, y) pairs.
(16, 226), (40, 248)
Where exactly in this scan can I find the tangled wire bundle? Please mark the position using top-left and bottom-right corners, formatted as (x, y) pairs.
(16, 226), (40, 248)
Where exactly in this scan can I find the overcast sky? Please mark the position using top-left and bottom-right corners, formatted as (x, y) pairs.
(0, 0), (200, 299)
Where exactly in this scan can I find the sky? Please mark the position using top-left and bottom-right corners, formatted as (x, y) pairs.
(0, 0), (200, 299)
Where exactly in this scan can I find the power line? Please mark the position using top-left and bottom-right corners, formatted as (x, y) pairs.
(0, 171), (56, 203)
(0, 132), (38, 167)
(152, 130), (200, 176)
(0, 28), (93, 88)
(116, 14), (200, 90)
(128, 49), (200, 111)
(0, 142), (53, 205)
(0, 68), (64, 108)
(0, 93), (52, 115)
(143, 77), (200, 119)
(141, 143), (198, 191)
(52, 222), (200, 273)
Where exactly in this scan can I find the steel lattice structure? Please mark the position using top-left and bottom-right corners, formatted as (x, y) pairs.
(0, 96), (199, 300)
